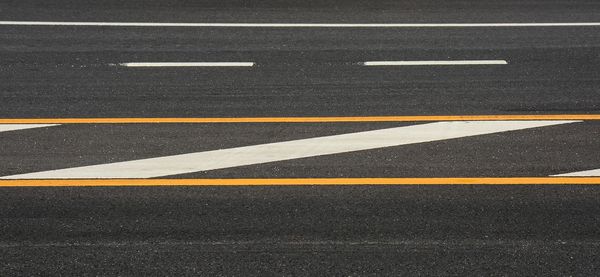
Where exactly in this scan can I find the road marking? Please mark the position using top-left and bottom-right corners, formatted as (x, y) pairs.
(0, 115), (598, 124)
(0, 120), (577, 179)
(1, 177), (600, 187)
(2, 21), (600, 28)
(363, 60), (507, 66)
(117, 62), (255, 67)
(0, 124), (59, 133)
(553, 169), (600, 177)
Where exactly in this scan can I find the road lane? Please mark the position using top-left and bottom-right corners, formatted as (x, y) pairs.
(1, 11), (600, 118)
(0, 47), (599, 117)
(2, 185), (600, 275)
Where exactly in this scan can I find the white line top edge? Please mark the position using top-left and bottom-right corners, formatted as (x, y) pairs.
(2, 21), (600, 27)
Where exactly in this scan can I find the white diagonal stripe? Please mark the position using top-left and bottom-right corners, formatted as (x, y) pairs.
(0, 124), (59, 133)
(1, 120), (577, 179)
(552, 169), (600, 177)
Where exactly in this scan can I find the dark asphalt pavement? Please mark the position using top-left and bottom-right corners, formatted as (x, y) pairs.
(3, 186), (600, 276)
(2, 0), (600, 275)
(1, 29), (600, 117)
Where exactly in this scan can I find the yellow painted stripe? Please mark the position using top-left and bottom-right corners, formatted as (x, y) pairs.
(0, 114), (600, 124)
(0, 177), (600, 187)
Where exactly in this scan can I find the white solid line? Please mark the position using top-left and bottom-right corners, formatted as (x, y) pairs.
(0, 120), (577, 179)
(118, 62), (255, 67)
(1, 21), (600, 28)
(552, 169), (600, 177)
(363, 60), (508, 66)
(0, 124), (59, 133)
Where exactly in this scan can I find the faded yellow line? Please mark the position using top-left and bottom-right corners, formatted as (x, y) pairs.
(1, 177), (600, 187)
(0, 114), (599, 124)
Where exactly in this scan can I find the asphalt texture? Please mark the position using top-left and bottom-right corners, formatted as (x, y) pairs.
(2, 0), (600, 275)
(3, 186), (600, 276)
(1, 31), (600, 117)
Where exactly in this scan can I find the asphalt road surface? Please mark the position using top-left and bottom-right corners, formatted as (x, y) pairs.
(2, 0), (600, 275)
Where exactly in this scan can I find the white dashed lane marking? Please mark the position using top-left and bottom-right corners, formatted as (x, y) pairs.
(362, 60), (507, 66)
(117, 62), (255, 67)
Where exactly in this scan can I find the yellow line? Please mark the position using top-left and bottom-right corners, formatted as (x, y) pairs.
(0, 177), (600, 187)
(0, 114), (599, 124)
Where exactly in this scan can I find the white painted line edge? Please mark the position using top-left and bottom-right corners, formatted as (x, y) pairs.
(117, 62), (255, 67)
(363, 60), (508, 66)
(552, 168), (600, 177)
(2, 21), (600, 28)
(0, 124), (60, 133)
